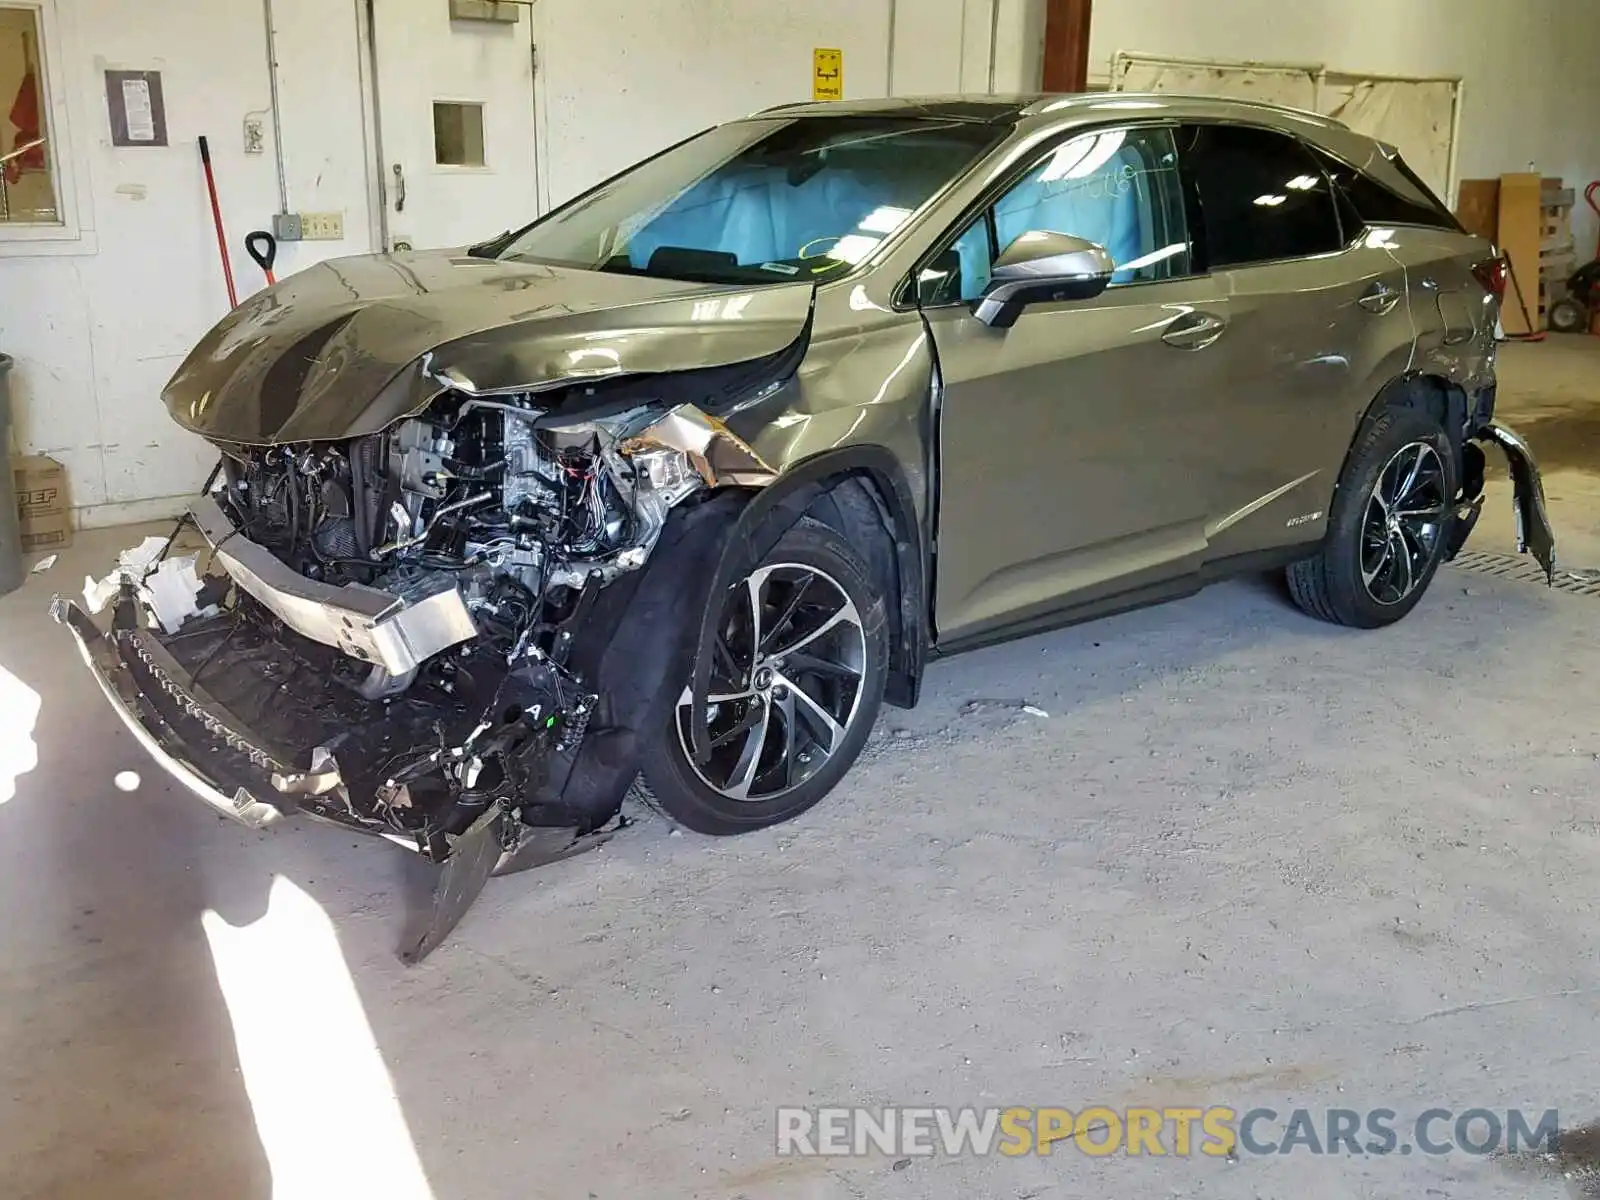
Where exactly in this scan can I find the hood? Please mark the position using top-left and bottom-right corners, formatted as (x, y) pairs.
(162, 250), (816, 445)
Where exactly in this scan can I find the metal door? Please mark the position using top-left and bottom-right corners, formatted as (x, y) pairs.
(369, 0), (540, 252)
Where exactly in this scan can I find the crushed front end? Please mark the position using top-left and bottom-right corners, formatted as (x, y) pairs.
(54, 390), (770, 960)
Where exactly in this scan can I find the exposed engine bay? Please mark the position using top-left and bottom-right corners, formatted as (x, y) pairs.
(223, 394), (705, 607)
(206, 392), (767, 824)
(59, 388), (775, 960)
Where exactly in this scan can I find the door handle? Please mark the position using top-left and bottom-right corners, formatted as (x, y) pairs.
(392, 162), (407, 213)
(1358, 282), (1402, 315)
(1161, 311), (1228, 350)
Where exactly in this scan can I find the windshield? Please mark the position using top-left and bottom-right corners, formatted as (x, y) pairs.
(499, 116), (1010, 285)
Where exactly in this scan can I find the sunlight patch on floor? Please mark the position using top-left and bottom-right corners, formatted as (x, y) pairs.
(203, 876), (435, 1199)
(0, 664), (41, 804)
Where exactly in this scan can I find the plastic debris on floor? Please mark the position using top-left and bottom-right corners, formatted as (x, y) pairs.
(82, 535), (216, 633)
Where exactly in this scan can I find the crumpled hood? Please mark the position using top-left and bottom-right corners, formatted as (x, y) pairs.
(162, 250), (815, 445)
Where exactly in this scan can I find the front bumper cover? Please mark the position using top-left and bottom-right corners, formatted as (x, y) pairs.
(53, 592), (368, 834)
(52, 589), (615, 961)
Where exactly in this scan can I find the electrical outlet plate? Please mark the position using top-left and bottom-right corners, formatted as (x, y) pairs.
(300, 212), (344, 241)
(272, 211), (303, 242)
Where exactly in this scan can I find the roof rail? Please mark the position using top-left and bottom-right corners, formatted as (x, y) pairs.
(1020, 92), (1345, 128)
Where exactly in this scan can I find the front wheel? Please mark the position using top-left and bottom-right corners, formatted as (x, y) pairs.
(1287, 407), (1458, 628)
(640, 517), (889, 835)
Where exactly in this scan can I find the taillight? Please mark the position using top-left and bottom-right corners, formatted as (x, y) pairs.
(1473, 256), (1508, 301)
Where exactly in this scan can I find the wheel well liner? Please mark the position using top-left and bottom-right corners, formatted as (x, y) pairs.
(685, 447), (928, 765)
(1337, 373), (1469, 492)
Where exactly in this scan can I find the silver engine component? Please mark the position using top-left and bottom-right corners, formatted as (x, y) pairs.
(208, 397), (768, 692)
(501, 411), (560, 517)
(381, 401), (707, 612)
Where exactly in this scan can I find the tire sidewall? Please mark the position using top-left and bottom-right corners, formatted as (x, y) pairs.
(643, 518), (889, 835)
(1324, 407), (1458, 627)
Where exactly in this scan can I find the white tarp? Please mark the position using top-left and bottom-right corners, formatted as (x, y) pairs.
(1115, 60), (1318, 112)
(1113, 53), (1459, 201)
(1320, 76), (1457, 200)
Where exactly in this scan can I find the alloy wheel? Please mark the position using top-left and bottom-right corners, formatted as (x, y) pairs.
(1361, 441), (1448, 605)
(676, 562), (867, 802)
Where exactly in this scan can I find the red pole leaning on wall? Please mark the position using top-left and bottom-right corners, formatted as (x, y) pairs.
(197, 135), (239, 309)
(1041, 0), (1094, 93)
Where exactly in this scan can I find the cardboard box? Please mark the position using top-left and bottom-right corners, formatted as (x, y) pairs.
(12, 455), (72, 553)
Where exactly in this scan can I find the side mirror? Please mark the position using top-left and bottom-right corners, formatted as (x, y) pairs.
(974, 231), (1115, 329)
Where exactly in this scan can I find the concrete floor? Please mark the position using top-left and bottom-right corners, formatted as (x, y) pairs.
(2, 340), (1598, 1200)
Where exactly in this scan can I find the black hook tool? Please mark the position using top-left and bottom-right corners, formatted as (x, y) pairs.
(245, 230), (278, 286)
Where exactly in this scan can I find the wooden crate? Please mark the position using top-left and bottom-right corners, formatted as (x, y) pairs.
(1539, 177), (1575, 317)
(1498, 173), (1544, 334)
(1455, 178), (1500, 241)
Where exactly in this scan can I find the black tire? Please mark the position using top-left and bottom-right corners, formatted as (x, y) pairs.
(641, 516), (889, 835)
(1550, 297), (1589, 334)
(1287, 407), (1458, 629)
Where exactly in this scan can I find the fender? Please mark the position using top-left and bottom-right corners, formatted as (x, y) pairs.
(1328, 368), (1466, 508)
(687, 446), (929, 766)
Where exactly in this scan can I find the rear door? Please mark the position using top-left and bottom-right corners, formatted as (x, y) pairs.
(921, 124), (1232, 644)
(1175, 123), (1416, 559)
(1313, 147), (1495, 391)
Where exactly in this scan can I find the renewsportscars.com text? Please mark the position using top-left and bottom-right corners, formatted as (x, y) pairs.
(775, 1105), (1560, 1158)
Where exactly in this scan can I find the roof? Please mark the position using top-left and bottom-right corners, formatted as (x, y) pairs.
(752, 92), (1346, 132)
(1020, 91), (1344, 128)
(752, 96), (1031, 123)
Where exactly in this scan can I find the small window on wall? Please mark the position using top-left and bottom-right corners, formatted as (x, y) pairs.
(433, 101), (486, 167)
(0, 5), (59, 225)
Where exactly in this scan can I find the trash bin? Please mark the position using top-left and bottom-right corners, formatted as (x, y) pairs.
(0, 354), (22, 596)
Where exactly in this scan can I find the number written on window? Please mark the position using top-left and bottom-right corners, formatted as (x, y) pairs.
(920, 125), (1191, 306)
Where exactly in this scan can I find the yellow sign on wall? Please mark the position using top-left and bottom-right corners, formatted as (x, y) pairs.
(813, 48), (843, 101)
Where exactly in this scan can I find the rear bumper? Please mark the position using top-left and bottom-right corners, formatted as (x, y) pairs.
(1477, 420), (1557, 580)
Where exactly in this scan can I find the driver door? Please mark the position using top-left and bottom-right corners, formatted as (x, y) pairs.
(921, 124), (1230, 645)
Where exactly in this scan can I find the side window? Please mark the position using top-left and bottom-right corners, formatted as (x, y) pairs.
(1178, 125), (1343, 267)
(918, 217), (992, 306)
(919, 125), (1191, 306)
(0, 5), (60, 225)
(1311, 146), (1461, 233)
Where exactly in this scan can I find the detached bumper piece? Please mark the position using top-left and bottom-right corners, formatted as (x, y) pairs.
(51, 590), (608, 960)
(1450, 421), (1557, 582)
(1480, 422), (1556, 582)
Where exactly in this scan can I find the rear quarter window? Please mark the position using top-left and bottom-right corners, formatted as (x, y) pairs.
(1311, 147), (1462, 234)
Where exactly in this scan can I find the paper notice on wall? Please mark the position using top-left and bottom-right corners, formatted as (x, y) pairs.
(813, 48), (843, 101)
(122, 78), (156, 142)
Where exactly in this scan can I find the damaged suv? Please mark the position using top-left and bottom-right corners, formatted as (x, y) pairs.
(55, 95), (1554, 957)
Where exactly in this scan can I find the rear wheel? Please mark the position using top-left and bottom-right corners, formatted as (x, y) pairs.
(1287, 407), (1458, 628)
(641, 517), (888, 835)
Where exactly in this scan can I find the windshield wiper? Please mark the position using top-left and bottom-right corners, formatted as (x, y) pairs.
(467, 229), (516, 259)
